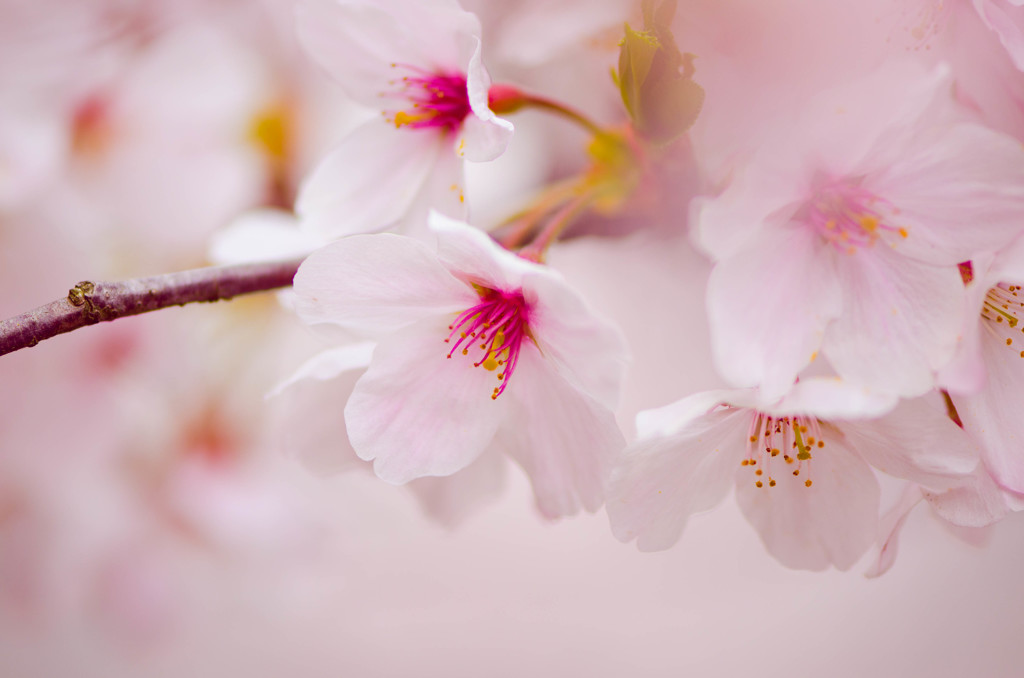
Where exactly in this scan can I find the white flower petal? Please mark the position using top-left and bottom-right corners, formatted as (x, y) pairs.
(429, 211), (539, 288)
(499, 347), (625, 519)
(924, 467), (1010, 528)
(459, 36), (513, 163)
(736, 431), (880, 571)
(407, 451), (506, 527)
(345, 316), (510, 483)
(209, 209), (324, 265)
(293, 233), (477, 336)
(296, 120), (442, 239)
(522, 269), (629, 410)
(608, 407), (747, 551)
(840, 397), (980, 491)
(956, 328), (1024, 493)
(271, 346), (374, 476)
(824, 247), (966, 397)
(874, 123), (1024, 265)
(707, 225), (842, 400)
(765, 377), (898, 420)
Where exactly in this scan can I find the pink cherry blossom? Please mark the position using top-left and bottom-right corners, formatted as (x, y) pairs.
(293, 212), (627, 518)
(294, 0), (513, 239)
(696, 61), (1024, 400)
(607, 379), (981, 570)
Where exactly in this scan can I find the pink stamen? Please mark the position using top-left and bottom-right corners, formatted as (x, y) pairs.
(384, 65), (470, 132)
(445, 287), (530, 399)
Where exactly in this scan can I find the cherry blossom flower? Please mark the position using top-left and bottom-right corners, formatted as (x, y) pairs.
(695, 61), (1024, 400)
(294, 0), (513, 238)
(292, 212), (627, 518)
(942, 236), (1024, 493)
(607, 379), (981, 570)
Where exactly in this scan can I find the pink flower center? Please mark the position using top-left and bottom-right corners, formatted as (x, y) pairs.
(742, 412), (824, 488)
(445, 287), (531, 400)
(982, 283), (1024, 357)
(384, 65), (471, 133)
(805, 180), (908, 254)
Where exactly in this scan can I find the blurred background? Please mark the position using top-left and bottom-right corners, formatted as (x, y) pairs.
(2, 0), (1023, 675)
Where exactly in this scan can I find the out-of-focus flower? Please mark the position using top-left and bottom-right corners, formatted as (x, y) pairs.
(607, 379), (982, 570)
(696, 61), (1024, 400)
(615, 0), (704, 146)
(292, 212), (626, 518)
(942, 236), (1024, 494)
(972, 0), (1024, 70)
(294, 0), (513, 239)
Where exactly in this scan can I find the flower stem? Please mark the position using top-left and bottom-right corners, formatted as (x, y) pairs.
(489, 85), (605, 137)
(0, 258), (304, 358)
(519, 193), (594, 262)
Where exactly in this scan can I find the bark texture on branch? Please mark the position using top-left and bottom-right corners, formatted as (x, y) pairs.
(0, 258), (304, 358)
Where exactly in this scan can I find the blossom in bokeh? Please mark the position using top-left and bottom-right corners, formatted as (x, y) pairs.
(942, 236), (1024, 494)
(696, 61), (1024, 400)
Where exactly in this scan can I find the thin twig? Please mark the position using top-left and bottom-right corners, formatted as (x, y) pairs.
(0, 258), (304, 358)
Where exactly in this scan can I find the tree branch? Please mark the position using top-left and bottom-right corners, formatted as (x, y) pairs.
(0, 258), (304, 358)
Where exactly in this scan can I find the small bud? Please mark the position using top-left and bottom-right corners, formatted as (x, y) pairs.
(614, 0), (705, 145)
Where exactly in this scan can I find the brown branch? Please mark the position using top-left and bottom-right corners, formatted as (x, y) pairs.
(0, 258), (304, 358)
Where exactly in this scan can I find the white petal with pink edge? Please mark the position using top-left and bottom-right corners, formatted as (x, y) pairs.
(294, 233), (476, 336)
(345, 316), (510, 484)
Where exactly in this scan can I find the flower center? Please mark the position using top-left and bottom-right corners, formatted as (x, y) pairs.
(981, 283), (1024, 357)
(445, 286), (531, 400)
(805, 180), (908, 255)
(742, 413), (824, 488)
(384, 65), (471, 133)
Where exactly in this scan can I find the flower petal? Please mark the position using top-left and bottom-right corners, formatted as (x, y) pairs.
(736, 431), (880, 571)
(269, 345), (375, 476)
(345, 316), (509, 483)
(872, 123), (1024, 265)
(608, 406), (747, 551)
(407, 450), (506, 526)
(839, 397), (980, 491)
(459, 36), (513, 163)
(296, 120), (441, 239)
(955, 328), (1024, 493)
(295, 0), (479, 105)
(293, 233), (477, 336)
(923, 466), (1010, 528)
(823, 246), (966, 397)
(522, 269), (629, 410)
(208, 209), (323, 265)
(864, 484), (924, 579)
(498, 347), (625, 519)
(706, 225), (842, 400)
(429, 211), (538, 289)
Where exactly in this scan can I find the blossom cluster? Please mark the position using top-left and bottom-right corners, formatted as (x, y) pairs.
(3, 1), (1024, 648)
(252, 0), (1024, 573)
